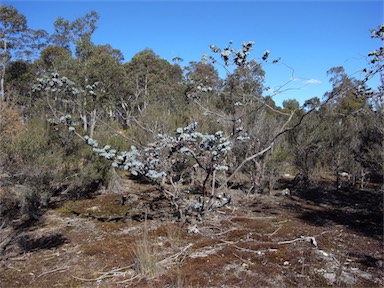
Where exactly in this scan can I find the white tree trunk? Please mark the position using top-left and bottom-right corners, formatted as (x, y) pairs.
(89, 109), (97, 138)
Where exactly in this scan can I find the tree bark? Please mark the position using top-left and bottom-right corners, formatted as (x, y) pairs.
(1, 37), (7, 104)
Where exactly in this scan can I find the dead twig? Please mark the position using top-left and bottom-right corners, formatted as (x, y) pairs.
(232, 244), (271, 255)
(218, 239), (238, 245)
(267, 226), (282, 237)
(278, 236), (318, 247)
(212, 227), (239, 237)
(158, 243), (193, 265)
(5, 265), (22, 272)
(229, 215), (277, 221)
(73, 275), (116, 282)
(233, 252), (254, 266)
(72, 264), (135, 282)
(36, 266), (69, 279)
(220, 111), (295, 189)
(218, 239), (277, 255)
(199, 226), (238, 237)
(115, 274), (141, 284)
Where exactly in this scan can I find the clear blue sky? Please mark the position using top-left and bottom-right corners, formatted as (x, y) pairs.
(4, 0), (383, 106)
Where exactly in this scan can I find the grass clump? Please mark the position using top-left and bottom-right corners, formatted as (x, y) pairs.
(133, 219), (160, 279)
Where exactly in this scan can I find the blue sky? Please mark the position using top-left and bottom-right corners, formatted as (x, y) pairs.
(4, 0), (383, 106)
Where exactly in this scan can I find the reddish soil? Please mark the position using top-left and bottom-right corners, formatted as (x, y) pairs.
(0, 179), (383, 287)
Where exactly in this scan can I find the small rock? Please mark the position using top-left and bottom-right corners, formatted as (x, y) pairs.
(187, 224), (199, 234)
(281, 188), (290, 196)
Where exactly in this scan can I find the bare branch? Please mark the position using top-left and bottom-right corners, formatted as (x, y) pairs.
(220, 111), (295, 189)
(193, 99), (232, 121)
(131, 116), (155, 134)
(95, 115), (143, 148)
(278, 236), (318, 248)
(36, 265), (69, 279)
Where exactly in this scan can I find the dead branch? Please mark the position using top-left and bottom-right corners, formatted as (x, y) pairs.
(115, 274), (141, 284)
(218, 239), (278, 255)
(221, 65), (381, 190)
(193, 100), (232, 121)
(220, 111), (295, 189)
(228, 215), (277, 221)
(131, 116), (155, 134)
(200, 226), (239, 237)
(278, 236), (318, 248)
(72, 264), (135, 282)
(158, 243), (193, 265)
(95, 115), (143, 148)
(267, 226), (282, 237)
(212, 227), (239, 237)
(36, 265), (69, 279)
(227, 242), (279, 256)
(233, 252), (254, 266)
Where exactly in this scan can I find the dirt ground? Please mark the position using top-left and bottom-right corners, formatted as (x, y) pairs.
(0, 177), (383, 288)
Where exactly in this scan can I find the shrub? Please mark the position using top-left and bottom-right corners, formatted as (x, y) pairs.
(0, 184), (41, 227)
(0, 116), (111, 227)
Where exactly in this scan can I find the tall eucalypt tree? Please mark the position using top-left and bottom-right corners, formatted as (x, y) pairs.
(0, 5), (27, 103)
(0, 5), (49, 104)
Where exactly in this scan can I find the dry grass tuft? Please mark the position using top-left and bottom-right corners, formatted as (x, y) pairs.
(133, 216), (161, 279)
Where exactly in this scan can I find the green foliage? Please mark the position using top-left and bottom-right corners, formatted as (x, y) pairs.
(224, 59), (265, 96)
(0, 104), (25, 150)
(287, 64), (383, 185)
(0, 5), (49, 62)
(288, 111), (323, 181)
(124, 49), (184, 110)
(0, 5), (27, 54)
(0, 117), (111, 224)
(4, 60), (36, 105)
(51, 10), (99, 51)
(36, 45), (72, 71)
(184, 61), (221, 100)
(282, 99), (300, 112)
(265, 142), (292, 190)
(354, 112), (383, 174)
(0, 184), (41, 226)
(0, 5), (26, 31)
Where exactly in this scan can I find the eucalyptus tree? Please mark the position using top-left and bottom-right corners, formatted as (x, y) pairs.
(284, 22), (383, 188)
(287, 108), (323, 183)
(353, 108), (383, 187)
(122, 49), (184, 130)
(182, 41), (296, 193)
(46, 11), (129, 137)
(81, 44), (126, 122)
(4, 60), (35, 108)
(323, 67), (368, 187)
(0, 5), (51, 104)
(0, 5), (27, 102)
(35, 45), (73, 73)
(35, 43), (126, 138)
(219, 60), (274, 192)
(351, 24), (384, 187)
(184, 60), (221, 103)
(288, 63), (381, 189)
(220, 59), (264, 112)
(51, 10), (99, 54)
